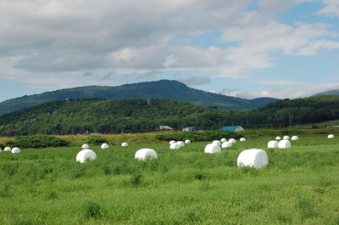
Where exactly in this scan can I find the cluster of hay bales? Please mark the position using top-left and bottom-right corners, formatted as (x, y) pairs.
(135, 148), (158, 161)
(237, 149), (269, 169)
(169, 140), (187, 150)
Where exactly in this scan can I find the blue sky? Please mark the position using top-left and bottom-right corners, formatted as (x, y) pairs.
(0, 0), (338, 102)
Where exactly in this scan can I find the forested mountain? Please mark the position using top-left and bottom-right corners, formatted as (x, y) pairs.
(0, 96), (338, 136)
(315, 89), (339, 96)
(0, 80), (278, 116)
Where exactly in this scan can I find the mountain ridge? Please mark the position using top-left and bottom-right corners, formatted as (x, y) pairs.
(0, 79), (278, 116)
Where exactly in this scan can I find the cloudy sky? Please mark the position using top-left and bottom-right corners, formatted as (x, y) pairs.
(0, 0), (339, 102)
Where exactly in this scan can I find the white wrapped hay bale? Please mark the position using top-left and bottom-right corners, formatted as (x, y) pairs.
(220, 138), (227, 143)
(4, 147), (11, 152)
(101, 143), (109, 149)
(275, 136), (281, 140)
(121, 142), (128, 147)
(169, 140), (176, 145)
(185, 139), (191, 144)
(278, 140), (291, 149)
(328, 134), (335, 139)
(177, 141), (185, 148)
(81, 144), (89, 149)
(237, 149), (269, 169)
(212, 140), (221, 146)
(283, 136), (290, 140)
(204, 143), (221, 154)
(291, 136), (299, 141)
(170, 142), (181, 150)
(267, 140), (278, 149)
(135, 148), (158, 161)
(76, 149), (97, 163)
(11, 147), (21, 154)
(221, 141), (232, 149)
(240, 137), (246, 142)
(229, 138), (236, 144)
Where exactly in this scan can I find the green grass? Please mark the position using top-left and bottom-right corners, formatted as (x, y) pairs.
(0, 132), (338, 225)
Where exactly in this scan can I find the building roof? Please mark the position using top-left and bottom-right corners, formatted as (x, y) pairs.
(221, 126), (244, 132)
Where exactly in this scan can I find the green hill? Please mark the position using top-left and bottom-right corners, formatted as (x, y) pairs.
(0, 80), (277, 116)
(0, 96), (338, 136)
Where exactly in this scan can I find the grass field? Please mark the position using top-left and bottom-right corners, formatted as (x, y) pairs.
(0, 131), (338, 225)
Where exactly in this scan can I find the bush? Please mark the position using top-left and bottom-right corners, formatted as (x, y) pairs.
(5, 135), (69, 148)
(156, 130), (243, 142)
(87, 135), (108, 145)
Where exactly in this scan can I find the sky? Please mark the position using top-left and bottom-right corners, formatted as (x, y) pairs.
(0, 0), (339, 102)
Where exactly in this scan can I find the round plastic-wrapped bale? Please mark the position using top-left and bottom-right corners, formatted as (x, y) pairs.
(212, 140), (221, 146)
(240, 137), (246, 142)
(283, 136), (290, 140)
(11, 147), (21, 154)
(4, 147), (11, 152)
(229, 138), (236, 144)
(101, 143), (109, 149)
(278, 140), (291, 149)
(184, 139), (191, 144)
(121, 142), (128, 147)
(204, 143), (221, 154)
(220, 138), (227, 143)
(177, 141), (185, 148)
(267, 140), (278, 149)
(291, 136), (299, 141)
(81, 144), (89, 149)
(170, 142), (181, 150)
(328, 134), (335, 139)
(275, 136), (281, 140)
(237, 149), (269, 169)
(221, 141), (232, 149)
(76, 149), (97, 163)
(135, 148), (158, 161)
(169, 140), (176, 145)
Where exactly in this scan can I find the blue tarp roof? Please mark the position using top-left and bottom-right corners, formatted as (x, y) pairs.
(221, 126), (243, 131)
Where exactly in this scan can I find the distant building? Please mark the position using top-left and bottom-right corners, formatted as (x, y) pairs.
(221, 126), (244, 132)
(182, 126), (196, 132)
(159, 125), (174, 130)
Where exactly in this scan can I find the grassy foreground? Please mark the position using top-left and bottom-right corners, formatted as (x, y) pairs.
(0, 132), (338, 225)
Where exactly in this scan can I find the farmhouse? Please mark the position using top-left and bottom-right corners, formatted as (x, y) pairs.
(182, 126), (196, 132)
(221, 126), (244, 132)
(159, 125), (174, 131)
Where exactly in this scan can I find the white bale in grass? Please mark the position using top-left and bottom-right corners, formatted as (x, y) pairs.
(76, 149), (97, 163)
(328, 134), (335, 139)
(121, 142), (128, 147)
(170, 142), (181, 150)
(4, 147), (11, 152)
(185, 139), (191, 144)
(275, 136), (281, 140)
(11, 147), (21, 154)
(169, 140), (176, 145)
(237, 149), (269, 169)
(220, 138), (227, 143)
(204, 143), (221, 154)
(177, 141), (185, 148)
(81, 144), (89, 149)
(267, 140), (278, 149)
(229, 138), (236, 144)
(278, 140), (291, 149)
(283, 135), (290, 140)
(221, 141), (232, 149)
(135, 148), (158, 161)
(212, 140), (221, 146)
(101, 143), (109, 149)
(291, 136), (299, 141)
(240, 137), (246, 142)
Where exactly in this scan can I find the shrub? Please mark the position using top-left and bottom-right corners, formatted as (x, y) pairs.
(87, 136), (108, 145)
(156, 130), (243, 142)
(5, 135), (69, 148)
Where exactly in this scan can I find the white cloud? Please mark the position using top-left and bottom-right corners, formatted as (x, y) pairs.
(318, 0), (339, 17)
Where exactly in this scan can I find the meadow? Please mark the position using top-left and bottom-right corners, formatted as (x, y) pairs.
(0, 130), (338, 225)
